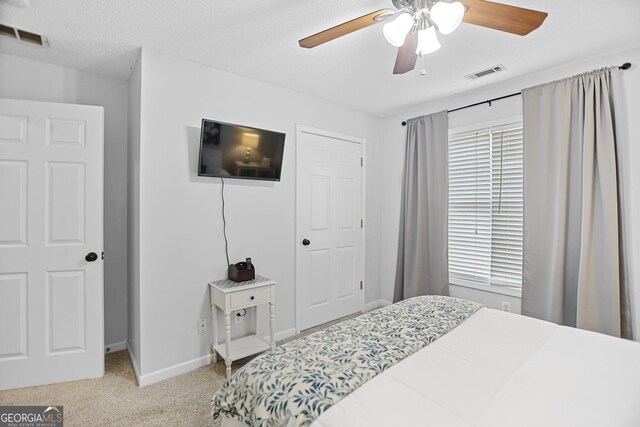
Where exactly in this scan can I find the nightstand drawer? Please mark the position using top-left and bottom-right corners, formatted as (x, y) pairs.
(230, 287), (270, 309)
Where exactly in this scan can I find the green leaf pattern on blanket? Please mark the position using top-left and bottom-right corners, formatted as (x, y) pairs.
(211, 295), (483, 426)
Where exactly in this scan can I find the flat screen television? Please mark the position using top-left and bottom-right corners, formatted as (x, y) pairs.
(198, 119), (286, 181)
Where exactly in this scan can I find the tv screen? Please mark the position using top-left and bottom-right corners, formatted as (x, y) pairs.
(198, 119), (286, 181)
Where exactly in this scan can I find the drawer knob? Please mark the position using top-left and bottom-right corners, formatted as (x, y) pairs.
(250, 296), (255, 300)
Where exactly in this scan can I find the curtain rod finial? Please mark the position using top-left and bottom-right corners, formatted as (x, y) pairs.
(620, 62), (632, 70)
(402, 121), (407, 126)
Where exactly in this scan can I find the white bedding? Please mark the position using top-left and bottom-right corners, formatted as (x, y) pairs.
(223, 308), (640, 427)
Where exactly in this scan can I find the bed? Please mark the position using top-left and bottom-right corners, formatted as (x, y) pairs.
(211, 296), (640, 427)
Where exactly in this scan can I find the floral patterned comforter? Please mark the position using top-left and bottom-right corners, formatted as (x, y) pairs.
(211, 295), (483, 427)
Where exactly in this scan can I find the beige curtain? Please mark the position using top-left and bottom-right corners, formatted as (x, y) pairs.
(522, 68), (632, 338)
(394, 111), (449, 302)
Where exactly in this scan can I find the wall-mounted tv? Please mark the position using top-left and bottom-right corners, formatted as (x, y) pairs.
(198, 119), (286, 181)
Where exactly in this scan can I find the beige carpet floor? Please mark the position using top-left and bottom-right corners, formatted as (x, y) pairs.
(0, 314), (356, 426)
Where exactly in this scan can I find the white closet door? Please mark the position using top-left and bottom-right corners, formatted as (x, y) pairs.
(296, 126), (364, 331)
(0, 98), (104, 390)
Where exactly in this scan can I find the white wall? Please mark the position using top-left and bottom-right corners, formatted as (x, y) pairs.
(133, 48), (382, 379)
(127, 52), (142, 372)
(379, 45), (640, 340)
(0, 52), (130, 348)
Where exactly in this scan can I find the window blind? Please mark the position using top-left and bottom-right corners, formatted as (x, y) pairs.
(448, 123), (523, 287)
(490, 126), (523, 286)
(448, 130), (492, 282)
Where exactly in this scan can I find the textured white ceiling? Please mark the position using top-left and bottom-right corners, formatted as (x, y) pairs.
(1, 0), (639, 116)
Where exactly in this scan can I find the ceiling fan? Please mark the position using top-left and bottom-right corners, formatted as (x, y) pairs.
(298, 0), (548, 75)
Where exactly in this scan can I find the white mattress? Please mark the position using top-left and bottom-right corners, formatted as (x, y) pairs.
(223, 308), (640, 427)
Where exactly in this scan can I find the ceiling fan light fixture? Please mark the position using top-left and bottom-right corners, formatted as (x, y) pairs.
(383, 12), (413, 47)
(430, 1), (465, 35)
(416, 26), (441, 55)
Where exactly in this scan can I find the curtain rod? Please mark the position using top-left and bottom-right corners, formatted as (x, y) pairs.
(401, 62), (632, 126)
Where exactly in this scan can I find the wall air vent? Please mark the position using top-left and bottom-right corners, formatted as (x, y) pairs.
(465, 64), (507, 81)
(0, 23), (48, 46)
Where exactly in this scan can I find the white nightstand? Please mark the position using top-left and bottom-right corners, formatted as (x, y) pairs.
(209, 275), (276, 378)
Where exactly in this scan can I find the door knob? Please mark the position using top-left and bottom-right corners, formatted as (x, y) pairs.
(85, 252), (98, 262)
(302, 239), (311, 246)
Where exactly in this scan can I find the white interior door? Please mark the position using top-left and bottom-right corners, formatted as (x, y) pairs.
(296, 126), (364, 331)
(0, 98), (104, 390)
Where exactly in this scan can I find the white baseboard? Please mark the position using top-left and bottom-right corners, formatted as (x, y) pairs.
(105, 341), (127, 354)
(263, 327), (297, 343)
(130, 327), (298, 388)
(363, 299), (392, 312)
(137, 353), (213, 387)
(126, 343), (142, 386)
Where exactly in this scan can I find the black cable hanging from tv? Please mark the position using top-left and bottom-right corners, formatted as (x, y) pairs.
(401, 62), (632, 126)
(220, 177), (230, 268)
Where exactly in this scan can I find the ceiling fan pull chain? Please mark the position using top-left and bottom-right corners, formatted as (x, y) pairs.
(420, 54), (427, 76)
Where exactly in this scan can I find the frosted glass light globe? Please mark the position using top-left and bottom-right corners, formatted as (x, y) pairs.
(383, 13), (414, 47)
(416, 26), (441, 55)
(430, 1), (465, 35)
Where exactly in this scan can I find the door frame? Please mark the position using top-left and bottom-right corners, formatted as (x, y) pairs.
(295, 124), (366, 333)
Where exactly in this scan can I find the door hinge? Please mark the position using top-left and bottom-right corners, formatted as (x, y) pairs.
(360, 157), (363, 167)
(360, 219), (363, 228)
(360, 281), (363, 290)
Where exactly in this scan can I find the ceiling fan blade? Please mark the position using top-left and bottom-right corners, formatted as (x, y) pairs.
(460, 0), (548, 36)
(393, 31), (418, 75)
(299, 9), (393, 49)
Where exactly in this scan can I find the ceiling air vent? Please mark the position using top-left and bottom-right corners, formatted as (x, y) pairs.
(465, 64), (507, 81)
(0, 23), (48, 46)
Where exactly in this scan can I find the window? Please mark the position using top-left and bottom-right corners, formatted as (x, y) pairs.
(448, 122), (523, 288)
